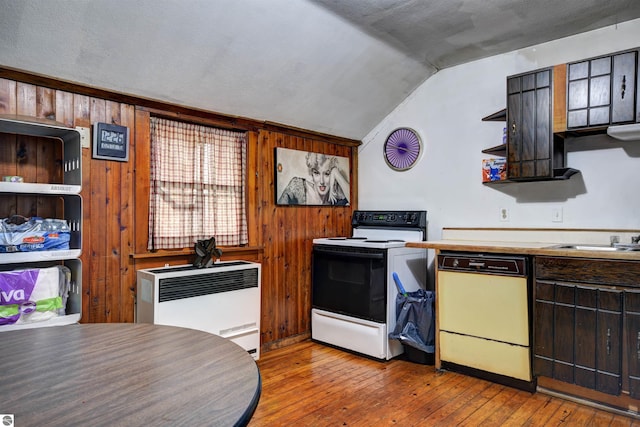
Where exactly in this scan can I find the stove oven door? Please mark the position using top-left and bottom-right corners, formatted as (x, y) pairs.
(312, 244), (386, 322)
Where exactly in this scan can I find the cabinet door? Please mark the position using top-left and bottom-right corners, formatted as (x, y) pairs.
(506, 69), (552, 180)
(625, 290), (640, 399)
(568, 56), (611, 128)
(595, 289), (622, 395)
(568, 50), (638, 128)
(574, 286), (597, 390)
(567, 60), (589, 127)
(534, 280), (554, 377)
(611, 51), (637, 124)
(588, 57), (612, 126)
(507, 77), (522, 179)
(533, 281), (622, 396)
(553, 283), (575, 383)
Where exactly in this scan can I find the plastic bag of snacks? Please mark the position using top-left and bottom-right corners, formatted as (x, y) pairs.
(0, 216), (70, 253)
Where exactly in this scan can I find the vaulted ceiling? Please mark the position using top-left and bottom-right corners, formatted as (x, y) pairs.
(1, 0), (639, 140)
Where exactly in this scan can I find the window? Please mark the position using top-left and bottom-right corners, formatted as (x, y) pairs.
(148, 117), (248, 250)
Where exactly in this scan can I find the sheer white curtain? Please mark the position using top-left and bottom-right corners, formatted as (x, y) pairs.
(148, 117), (248, 250)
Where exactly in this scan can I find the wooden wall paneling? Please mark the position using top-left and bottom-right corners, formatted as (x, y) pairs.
(15, 83), (38, 218)
(260, 130), (355, 348)
(0, 195), (14, 219)
(36, 87), (60, 219)
(0, 134), (16, 182)
(0, 73), (359, 348)
(0, 79), (16, 219)
(103, 100), (122, 322)
(246, 130), (261, 249)
(88, 97), (108, 323)
(16, 82), (36, 116)
(54, 90), (75, 128)
(36, 86), (56, 121)
(0, 78), (17, 114)
(290, 136), (303, 336)
(272, 130), (286, 343)
(119, 103), (136, 322)
(271, 133), (285, 341)
(553, 64), (568, 133)
(298, 136), (314, 334)
(133, 108), (151, 254)
(281, 133), (296, 339)
(278, 133), (294, 340)
(259, 130), (276, 345)
(15, 132), (37, 217)
(53, 89), (76, 232)
(74, 93), (92, 323)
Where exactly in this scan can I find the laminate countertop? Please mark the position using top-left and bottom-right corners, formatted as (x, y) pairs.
(0, 323), (261, 427)
(406, 228), (640, 261)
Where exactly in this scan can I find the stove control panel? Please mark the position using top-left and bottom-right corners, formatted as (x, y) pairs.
(351, 210), (427, 228)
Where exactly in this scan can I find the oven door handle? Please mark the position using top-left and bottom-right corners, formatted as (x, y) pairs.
(313, 248), (385, 260)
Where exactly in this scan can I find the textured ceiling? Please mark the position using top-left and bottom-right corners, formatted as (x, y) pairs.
(311, 0), (640, 70)
(1, 0), (640, 140)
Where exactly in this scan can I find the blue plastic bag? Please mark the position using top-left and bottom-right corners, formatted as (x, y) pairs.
(389, 289), (435, 354)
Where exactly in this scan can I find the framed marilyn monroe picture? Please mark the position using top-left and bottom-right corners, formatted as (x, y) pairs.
(275, 147), (350, 206)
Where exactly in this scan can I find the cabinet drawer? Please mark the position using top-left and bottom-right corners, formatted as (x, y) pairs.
(535, 257), (640, 288)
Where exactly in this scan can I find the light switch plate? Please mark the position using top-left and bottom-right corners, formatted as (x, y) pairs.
(76, 126), (90, 148)
(552, 207), (563, 223)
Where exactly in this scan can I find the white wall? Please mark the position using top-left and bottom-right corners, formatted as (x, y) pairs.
(359, 19), (640, 242)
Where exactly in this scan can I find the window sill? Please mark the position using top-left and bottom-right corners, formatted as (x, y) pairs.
(130, 245), (263, 259)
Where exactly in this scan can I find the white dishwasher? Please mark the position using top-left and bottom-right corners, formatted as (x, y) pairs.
(437, 252), (535, 392)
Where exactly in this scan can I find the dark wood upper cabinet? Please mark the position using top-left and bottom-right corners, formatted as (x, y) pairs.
(507, 68), (552, 180)
(505, 68), (577, 181)
(482, 48), (640, 183)
(567, 50), (639, 129)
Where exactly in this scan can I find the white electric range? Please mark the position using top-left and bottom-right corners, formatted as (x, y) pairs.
(311, 210), (428, 360)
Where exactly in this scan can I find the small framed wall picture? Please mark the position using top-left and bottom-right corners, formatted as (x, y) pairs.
(92, 122), (130, 162)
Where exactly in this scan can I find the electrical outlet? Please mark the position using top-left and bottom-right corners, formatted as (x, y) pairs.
(552, 207), (563, 223)
(499, 207), (510, 222)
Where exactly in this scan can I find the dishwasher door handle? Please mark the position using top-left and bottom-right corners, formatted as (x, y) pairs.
(468, 261), (486, 268)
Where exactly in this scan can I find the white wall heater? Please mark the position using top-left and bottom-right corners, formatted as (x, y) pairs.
(136, 260), (261, 360)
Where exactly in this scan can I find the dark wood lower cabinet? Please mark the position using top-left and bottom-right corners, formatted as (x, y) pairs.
(535, 279), (622, 396)
(626, 291), (640, 399)
(533, 256), (640, 414)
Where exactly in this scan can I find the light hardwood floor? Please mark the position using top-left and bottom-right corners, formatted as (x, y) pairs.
(249, 340), (640, 426)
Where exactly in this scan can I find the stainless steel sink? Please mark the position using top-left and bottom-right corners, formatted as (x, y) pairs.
(613, 243), (640, 251)
(549, 244), (620, 251)
(548, 244), (640, 252)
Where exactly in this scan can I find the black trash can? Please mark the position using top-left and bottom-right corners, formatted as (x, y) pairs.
(389, 288), (435, 365)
